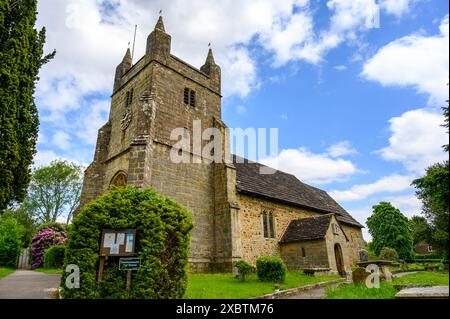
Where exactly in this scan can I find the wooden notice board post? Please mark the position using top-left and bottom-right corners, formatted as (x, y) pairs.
(98, 229), (137, 287)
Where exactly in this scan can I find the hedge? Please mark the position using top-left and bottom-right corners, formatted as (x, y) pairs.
(60, 187), (193, 299)
(44, 245), (66, 268)
(0, 218), (22, 268)
(233, 260), (254, 281)
(413, 259), (443, 263)
(256, 257), (287, 283)
(414, 253), (442, 260)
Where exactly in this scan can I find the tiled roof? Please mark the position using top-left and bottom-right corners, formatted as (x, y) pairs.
(280, 215), (333, 243)
(233, 155), (363, 228)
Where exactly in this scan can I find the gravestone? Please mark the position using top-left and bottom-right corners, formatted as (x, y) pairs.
(358, 249), (369, 262)
(352, 267), (369, 284)
(382, 266), (393, 282)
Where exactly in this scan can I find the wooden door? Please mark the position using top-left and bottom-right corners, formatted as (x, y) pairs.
(334, 243), (345, 276)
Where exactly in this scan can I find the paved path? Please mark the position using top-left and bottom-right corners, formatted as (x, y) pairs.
(282, 282), (342, 299)
(284, 272), (420, 299)
(393, 271), (418, 278)
(0, 270), (61, 299)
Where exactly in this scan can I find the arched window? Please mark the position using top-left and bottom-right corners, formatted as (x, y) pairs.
(268, 211), (275, 238)
(110, 171), (128, 187)
(262, 209), (275, 239)
(262, 210), (268, 238)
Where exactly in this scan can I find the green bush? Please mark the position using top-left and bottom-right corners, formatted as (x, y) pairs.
(234, 260), (254, 281)
(414, 253), (442, 260)
(44, 245), (66, 269)
(379, 247), (399, 261)
(0, 218), (22, 268)
(60, 187), (193, 299)
(414, 259), (442, 263)
(256, 257), (287, 283)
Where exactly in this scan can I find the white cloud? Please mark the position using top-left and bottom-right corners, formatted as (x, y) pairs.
(326, 141), (357, 157)
(362, 16), (449, 106)
(377, 109), (448, 173)
(382, 194), (422, 218)
(329, 174), (413, 201)
(261, 147), (359, 185)
(52, 131), (71, 150)
(33, 150), (60, 168)
(281, 113), (288, 120)
(236, 105), (247, 115)
(334, 65), (347, 71)
(75, 99), (110, 145)
(379, 0), (418, 18)
(346, 193), (422, 240)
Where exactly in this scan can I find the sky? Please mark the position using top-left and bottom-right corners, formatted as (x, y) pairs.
(34, 0), (449, 240)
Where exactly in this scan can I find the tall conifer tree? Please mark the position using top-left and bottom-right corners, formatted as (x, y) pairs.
(0, 0), (55, 209)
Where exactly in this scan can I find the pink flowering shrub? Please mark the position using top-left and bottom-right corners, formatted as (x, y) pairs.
(31, 226), (67, 269)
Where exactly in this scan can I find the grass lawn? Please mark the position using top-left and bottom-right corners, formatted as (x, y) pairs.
(34, 268), (63, 275)
(0, 268), (15, 280)
(324, 271), (449, 299)
(184, 272), (340, 299)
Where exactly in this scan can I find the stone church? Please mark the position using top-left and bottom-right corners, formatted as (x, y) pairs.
(79, 16), (365, 275)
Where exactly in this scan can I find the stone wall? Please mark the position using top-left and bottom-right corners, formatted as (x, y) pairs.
(280, 240), (329, 271)
(237, 194), (364, 270)
(340, 224), (365, 265)
(238, 194), (327, 265)
(324, 215), (352, 274)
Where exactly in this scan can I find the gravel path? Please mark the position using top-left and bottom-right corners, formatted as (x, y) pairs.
(0, 270), (61, 299)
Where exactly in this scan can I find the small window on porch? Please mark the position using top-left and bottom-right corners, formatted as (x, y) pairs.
(332, 223), (340, 235)
(301, 247), (306, 258)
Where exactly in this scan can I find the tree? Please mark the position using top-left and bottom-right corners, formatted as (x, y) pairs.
(24, 160), (83, 224)
(366, 202), (414, 261)
(410, 216), (433, 246)
(0, 208), (36, 247)
(442, 94), (448, 152)
(0, 0), (55, 210)
(412, 161), (449, 258)
(0, 217), (22, 268)
(61, 187), (193, 299)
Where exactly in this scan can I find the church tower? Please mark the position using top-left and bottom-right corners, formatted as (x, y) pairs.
(79, 16), (242, 272)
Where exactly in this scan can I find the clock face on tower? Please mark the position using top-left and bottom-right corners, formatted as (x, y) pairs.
(120, 109), (132, 131)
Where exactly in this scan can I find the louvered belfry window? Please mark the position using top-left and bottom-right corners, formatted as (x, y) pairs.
(262, 209), (275, 239)
(184, 88), (196, 107)
(184, 88), (190, 104)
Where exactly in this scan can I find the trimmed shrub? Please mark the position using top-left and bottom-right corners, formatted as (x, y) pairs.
(60, 187), (193, 299)
(44, 245), (66, 268)
(234, 260), (254, 281)
(414, 253), (442, 260)
(379, 247), (399, 261)
(256, 257), (287, 283)
(30, 225), (67, 269)
(0, 218), (22, 268)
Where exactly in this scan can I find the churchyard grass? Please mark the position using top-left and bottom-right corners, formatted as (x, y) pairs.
(34, 268), (63, 275)
(324, 271), (449, 299)
(184, 272), (339, 299)
(0, 268), (15, 280)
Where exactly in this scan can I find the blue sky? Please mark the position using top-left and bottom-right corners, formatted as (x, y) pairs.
(34, 1), (449, 239)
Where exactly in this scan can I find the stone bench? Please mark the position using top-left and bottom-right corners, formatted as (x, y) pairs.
(303, 268), (332, 276)
(395, 286), (449, 299)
